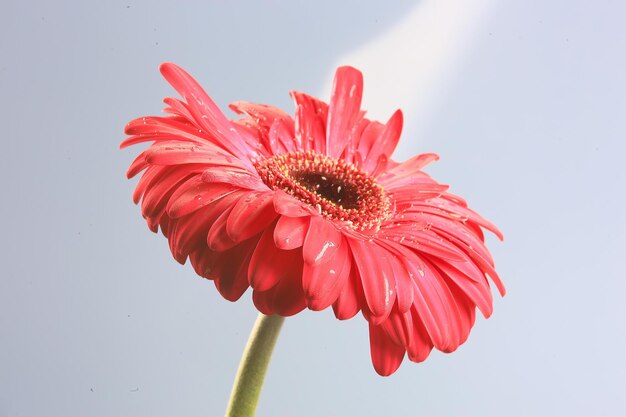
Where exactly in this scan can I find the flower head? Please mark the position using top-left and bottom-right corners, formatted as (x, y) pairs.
(122, 63), (505, 376)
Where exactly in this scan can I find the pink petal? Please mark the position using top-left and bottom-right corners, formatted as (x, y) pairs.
(126, 150), (150, 178)
(302, 239), (351, 311)
(400, 207), (496, 264)
(291, 91), (328, 153)
(370, 154), (390, 178)
(436, 228), (506, 296)
(430, 195), (504, 241)
(159, 63), (253, 164)
(382, 226), (466, 261)
(226, 191), (278, 244)
(376, 153), (440, 187)
(386, 182), (450, 203)
(273, 215), (310, 250)
(162, 97), (195, 120)
(251, 248), (306, 316)
(268, 265), (307, 317)
(247, 227), (283, 292)
(142, 168), (199, 218)
(377, 110), (403, 159)
(362, 110), (403, 173)
(144, 142), (245, 168)
(273, 190), (314, 217)
(206, 205), (238, 252)
(326, 66), (364, 158)
(388, 250), (414, 313)
(332, 265), (361, 320)
(269, 119), (296, 154)
(166, 177), (237, 219)
(188, 245), (219, 279)
(349, 239), (396, 322)
(340, 117), (370, 165)
(430, 258), (493, 318)
(212, 238), (258, 301)
(406, 309), (434, 363)
(381, 309), (414, 347)
(229, 100), (294, 133)
(122, 115), (207, 147)
(168, 192), (242, 262)
(229, 119), (271, 158)
(133, 166), (165, 204)
(302, 215), (343, 265)
(145, 206), (169, 234)
(390, 243), (459, 351)
(369, 323), (405, 376)
(251, 289), (274, 315)
(355, 121), (383, 165)
(447, 283), (477, 346)
(412, 259), (465, 352)
(200, 166), (266, 190)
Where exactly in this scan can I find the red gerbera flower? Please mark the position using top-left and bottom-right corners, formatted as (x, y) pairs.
(122, 63), (505, 376)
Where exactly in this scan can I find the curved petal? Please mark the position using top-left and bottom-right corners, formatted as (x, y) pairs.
(269, 119), (296, 154)
(273, 215), (310, 250)
(142, 169), (199, 219)
(200, 166), (266, 191)
(430, 258), (493, 318)
(362, 110), (403, 173)
(212, 237), (258, 301)
(383, 227), (467, 262)
(355, 121), (383, 165)
(206, 204), (238, 252)
(381, 308), (414, 347)
(252, 249), (306, 316)
(326, 66), (364, 158)
(144, 142), (246, 168)
(437, 195), (504, 241)
(302, 239), (351, 311)
(133, 166), (164, 204)
(188, 245), (219, 279)
(168, 192), (242, 262)
(291, 91), (327, 153)
(123, 114), (206, 140)
(369, 323), (405, 376)
(332, 263), (361, 320)
(302, 215), (343, 265)
(126, 150), (150, 178)
(386, 182), (450, 203)
(166, 177), (237, 219)
(137, 165), (201, 210)
(226, 191), (278, 244)
(159, 63), (254, 164)
(340, 117), (370, 164)
(247, 226), (285, 292)
(438, 229), (505, 297)
(388, 250), (414, 313)
(162, 97), (195, 120)
(406, 308), (434, 363)
(229, 100), (294, 134)
(390, 243), (461, 351)
(273, 190), (314, 217)
(376, 153), (440, 187)
(349, 239), (396, 322)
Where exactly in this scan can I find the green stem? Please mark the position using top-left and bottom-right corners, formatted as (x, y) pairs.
(225, 313), (285, 417)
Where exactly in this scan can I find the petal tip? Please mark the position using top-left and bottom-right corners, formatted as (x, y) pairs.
(159, 61), (179, 75)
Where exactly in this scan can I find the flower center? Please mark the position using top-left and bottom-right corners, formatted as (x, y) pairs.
(255, 151), (391, 231)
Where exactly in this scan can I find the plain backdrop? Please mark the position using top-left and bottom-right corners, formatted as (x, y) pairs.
(1, 1), (625, 416)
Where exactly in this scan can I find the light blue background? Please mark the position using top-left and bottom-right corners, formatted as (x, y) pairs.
(1, 1), (625, 416)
